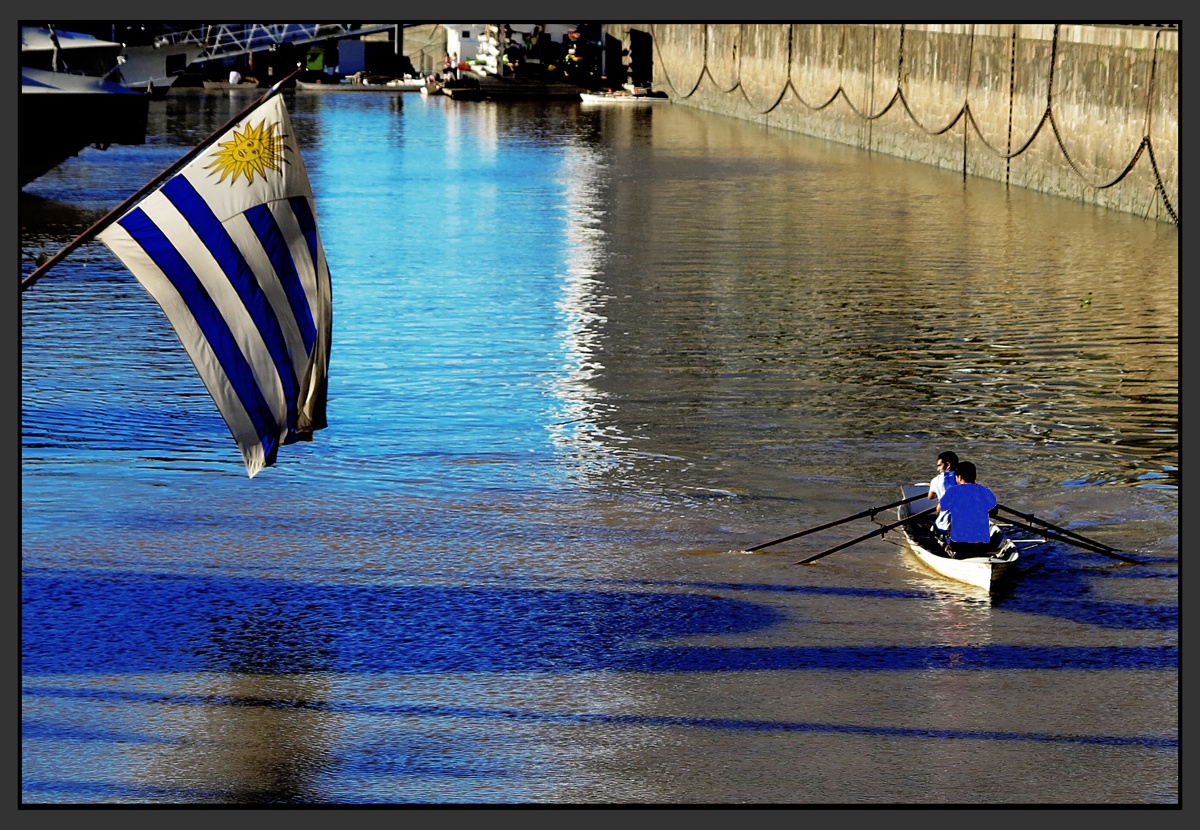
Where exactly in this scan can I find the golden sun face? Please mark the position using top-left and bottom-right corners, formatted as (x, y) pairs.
(204, 117), (288, 185)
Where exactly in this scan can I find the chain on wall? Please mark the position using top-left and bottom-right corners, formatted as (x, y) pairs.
(650, 24), (1178, 226)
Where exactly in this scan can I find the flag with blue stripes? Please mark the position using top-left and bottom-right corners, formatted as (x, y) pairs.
(97, 94), (331, 477)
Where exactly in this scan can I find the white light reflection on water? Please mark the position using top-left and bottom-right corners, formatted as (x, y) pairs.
(547, 140), (629, 486)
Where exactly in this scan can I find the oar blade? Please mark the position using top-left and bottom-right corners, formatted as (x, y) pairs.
(996, 504), (1122, 553)
(996, 513), (1141, 563)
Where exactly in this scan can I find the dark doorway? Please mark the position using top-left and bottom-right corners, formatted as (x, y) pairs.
(628, 28), (653, 88)
(603, 32), (625, 86)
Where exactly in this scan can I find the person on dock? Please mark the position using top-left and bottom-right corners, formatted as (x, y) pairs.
(927, 450), (959, 501)
(933, 460), (998, 558)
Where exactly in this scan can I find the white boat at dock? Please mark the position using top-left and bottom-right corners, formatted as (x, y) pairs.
(117, 40), (206, 96)
(579, 86), (669, 104)
(201, 79), (261, 91)
(295, 76), (425, 93)
(19, 26), (150, 188)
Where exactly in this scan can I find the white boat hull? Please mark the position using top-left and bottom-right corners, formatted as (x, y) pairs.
(579, 91), (669, 104)
(20, 66), (150, 187)
(897, 484), (1018, 592)
(296, 78), (424, 92)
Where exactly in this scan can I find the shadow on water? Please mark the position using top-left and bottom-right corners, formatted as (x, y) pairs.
(23, 683), (1176, 754)
(623, 556), (1178, 633)
(22, 568), (1177, 803)
(987, 550), (1178, 630)
(23, 569), (1176, 676)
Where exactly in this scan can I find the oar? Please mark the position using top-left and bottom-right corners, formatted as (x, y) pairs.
(794, 506), (937, 565)
(995, 515), (1141, 563)
(746, 493), (926, 552)
(996, 504), (1122, 554)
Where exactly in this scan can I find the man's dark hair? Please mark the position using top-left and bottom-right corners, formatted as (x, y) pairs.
(956, 461), (977, 483)
(937, 451), (959, 468)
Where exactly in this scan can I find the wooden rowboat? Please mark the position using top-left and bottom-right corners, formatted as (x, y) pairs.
(896, 484), (1020, 591)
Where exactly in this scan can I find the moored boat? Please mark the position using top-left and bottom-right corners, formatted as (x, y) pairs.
(296, 76), (424, 92)
(20, 26), (150, 188)
(896, 484), (1019, 591)
(117, 40), (206, 96)
(202, 79), (261, 91)
(441, 72), (585, 101)
(579, 87), (669, 104)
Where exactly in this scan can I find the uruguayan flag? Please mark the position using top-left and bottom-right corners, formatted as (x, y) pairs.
(98, 94), (331, 477)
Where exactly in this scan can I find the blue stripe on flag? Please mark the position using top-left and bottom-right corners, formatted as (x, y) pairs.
(160, 177), (302, 434)
(115, 207), (282, 466)
(245, 202), (318, 354)
(289, 195), (323, 293)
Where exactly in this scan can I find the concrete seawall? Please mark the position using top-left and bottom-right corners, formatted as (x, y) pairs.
(612, 24), (1178, 225)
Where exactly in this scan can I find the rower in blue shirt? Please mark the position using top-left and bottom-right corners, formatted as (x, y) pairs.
(934, 460), (998, 558)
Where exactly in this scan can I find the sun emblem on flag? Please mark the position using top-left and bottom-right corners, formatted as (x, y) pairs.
(204, 117), (288, 185)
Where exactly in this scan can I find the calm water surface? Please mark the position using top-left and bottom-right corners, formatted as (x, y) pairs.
(20, 89), (1178, 805)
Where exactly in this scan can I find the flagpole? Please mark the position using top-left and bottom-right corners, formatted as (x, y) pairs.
(21, 63), (305, 293)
